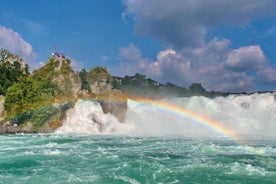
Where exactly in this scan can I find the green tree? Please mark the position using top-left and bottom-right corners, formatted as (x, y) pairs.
(122, 75), (131, 85)
(0, 49), (30, 95)
(188, 83), (206, 95)
(79, 68), (91, 92)
(4, 76), (56, 116)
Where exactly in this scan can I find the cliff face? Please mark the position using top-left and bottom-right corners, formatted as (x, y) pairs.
(90, 78), (112, 94)
(86, 66), (112, 94)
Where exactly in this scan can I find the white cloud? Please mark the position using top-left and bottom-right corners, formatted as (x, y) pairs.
(0, 25), (37, 68)
(120, 0), (276, 91)
(145, 39), (257, 91)
(113, 43), (151, 76)
(123, 0), (276, 49)
(225, 45), (267, 71)
(113, 39), (276, 92)
(118, 43), (142, 62)
(0, 26), (32, 55)
(257, 67), (276, 84)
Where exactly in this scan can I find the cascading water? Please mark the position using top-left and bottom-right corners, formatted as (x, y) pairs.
(56, 93), (276, 137)
(173, 93), (276, 137)
(55, 100), (132, 134)
(3, 93), (276, 183)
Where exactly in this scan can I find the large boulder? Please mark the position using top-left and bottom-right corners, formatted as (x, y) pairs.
(97, 89), (127, 122)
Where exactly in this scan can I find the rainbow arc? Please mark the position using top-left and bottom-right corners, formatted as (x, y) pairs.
(129, 96), (240, 142)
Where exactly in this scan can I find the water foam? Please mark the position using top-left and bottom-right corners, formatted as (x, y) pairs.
(172, 93), (276, 137)
(55, 100), (131, 134)
(56, 93), (276, 137)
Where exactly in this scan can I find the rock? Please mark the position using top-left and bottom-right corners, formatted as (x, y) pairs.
(52, 59), (81, 99)
(0, 96), (4, 117)
(87, 67), (112, 95)
(5, 126), (21, 134)
(0, 122), (22, 134)
(2, 121), (11, 127)
(97, 89), (127, 122)
(0, 127), (7, 133)
(90, 78), (112, 94)
(22, 122), (33, 133)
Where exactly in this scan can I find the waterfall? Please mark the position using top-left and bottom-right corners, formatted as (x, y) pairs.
(56, 93), (276, 137)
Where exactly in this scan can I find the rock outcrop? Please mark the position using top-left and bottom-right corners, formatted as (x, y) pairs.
(86, 66), (112, 94)
(0, 48), (27, 69)
(84, 67), (127, 122)
(98, 89), (127, 122)
(90, 78), (112, 94)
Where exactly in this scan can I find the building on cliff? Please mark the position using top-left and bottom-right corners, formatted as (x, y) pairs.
(51, 52), (66, 59)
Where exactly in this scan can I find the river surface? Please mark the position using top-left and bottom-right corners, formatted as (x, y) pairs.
(0, 134), (275, 184)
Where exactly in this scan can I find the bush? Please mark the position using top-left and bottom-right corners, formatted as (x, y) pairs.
(30, 105), (59, 132)
(4, 76), (57, 116)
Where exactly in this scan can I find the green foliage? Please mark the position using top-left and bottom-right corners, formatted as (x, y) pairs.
(32, 58), (57, 79)
(3, 111), (32, 126)
(79, 68), (91, 92)
(32, 57), (80, 101)
(2, 105), (59, 132)
(113, 73), (161, 96)
(29, 105), (59, 132)
(188, 83), (206, 95)
(111, 78), (121, 89)
(121, 75), (131, 85)
(113, 73), (226, 98)
(4, 56), (81, 116)
(87, 66), (111, 84)
(0, 49), (30, 95)
(4, 76), (57, 116)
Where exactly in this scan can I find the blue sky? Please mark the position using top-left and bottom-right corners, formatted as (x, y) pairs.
(0, 0), (276, 92)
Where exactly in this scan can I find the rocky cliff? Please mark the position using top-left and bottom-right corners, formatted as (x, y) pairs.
(0, 53), (127, 133)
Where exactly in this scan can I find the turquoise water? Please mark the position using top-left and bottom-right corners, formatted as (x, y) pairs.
(0, 134), (275, 184)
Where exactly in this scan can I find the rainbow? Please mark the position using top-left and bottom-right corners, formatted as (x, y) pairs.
(129, 96), (240, 142)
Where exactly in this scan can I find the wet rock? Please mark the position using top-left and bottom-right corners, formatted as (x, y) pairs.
(98, 89), (127, 122)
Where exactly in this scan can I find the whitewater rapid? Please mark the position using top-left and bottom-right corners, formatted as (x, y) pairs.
(56, 93), (276, 137)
